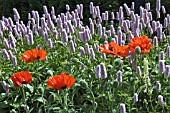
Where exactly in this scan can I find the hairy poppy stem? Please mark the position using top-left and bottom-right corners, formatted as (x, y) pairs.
(22, 85), (30, 113)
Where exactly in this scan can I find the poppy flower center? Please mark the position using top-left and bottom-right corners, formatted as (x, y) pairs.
(61, 84), (67, 89)
(22, 80), (27, 84)
(36, 56), (40, 59)
(109, 47), (113, 51)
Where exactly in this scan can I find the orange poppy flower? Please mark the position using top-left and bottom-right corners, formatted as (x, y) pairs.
(98, 42), (129, 59)
(10, 71), (32, 87)
(47, 72), (75, 90)
(20, 48), (47, 63)
(128, 35), (152, 54)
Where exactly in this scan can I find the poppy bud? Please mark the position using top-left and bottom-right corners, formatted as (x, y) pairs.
(136, 66), (142, 76)
(100, 63), (107, 79)
(164, 65), (170, 77)
(12, 56), (17, 67)
(96, 65), (101, 79)
(158, 95), (163, 106)
(70, 40), (75, 53)
(120, 103), (126, 113)
(117, 70), (122, 83)
(80, 46), (85, 57)
(134, 93), (138, 103)
(156, 81), (161, 91)
(155, 55), (159, 63)
(135, 46), (141, 55)
(114, 58), (122, 67)
(167, 46), (170, 58)
(159, 60), (165, 72)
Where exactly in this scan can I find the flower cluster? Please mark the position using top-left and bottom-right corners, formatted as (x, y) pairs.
(99, 35), (152, 59)
(10, 49), (75, 90)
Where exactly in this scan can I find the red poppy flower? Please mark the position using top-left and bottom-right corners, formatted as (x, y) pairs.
(128, 35), (152, 54)
(98, 42), (129, 59)
(47, 72), (75, 90)
(10, 71), (32, 87)
(20, 48), (47, 63)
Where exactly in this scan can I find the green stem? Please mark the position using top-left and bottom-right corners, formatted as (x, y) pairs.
(22, 85), (30, 113)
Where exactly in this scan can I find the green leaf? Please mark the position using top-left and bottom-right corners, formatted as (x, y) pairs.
(47, 70), (53, 76)
(26, 84), (34, 93)
(0, 101), (8, 108)
(35, 97), (47, 104)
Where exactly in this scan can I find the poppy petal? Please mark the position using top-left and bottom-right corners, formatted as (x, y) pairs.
(38, 49), (47, 60)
